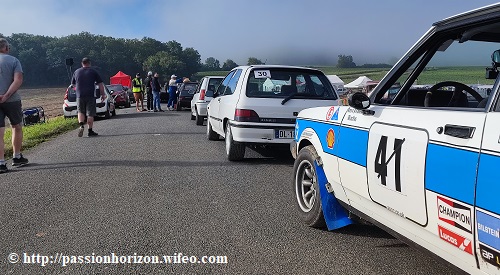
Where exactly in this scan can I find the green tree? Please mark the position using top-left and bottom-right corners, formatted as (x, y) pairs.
(337, 55), (356, 68)
(143, 51), (186, 79)
(181, 47), (201, 77)
(247, 57), (264, 65)
(221, 59), (238, 70)
(204, 57), (220, 71)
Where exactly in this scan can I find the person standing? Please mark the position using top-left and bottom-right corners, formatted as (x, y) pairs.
(0, 38), (28, 173)
(151, 72), (163, 112)
(167, 74), (178, 111)
(72, 57), (106, 137)
(132, 73), (146, 112)
(144, 71), (153, 111)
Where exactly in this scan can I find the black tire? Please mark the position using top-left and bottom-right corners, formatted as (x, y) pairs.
(206, 118), (219, 141)
(195, 109), (204, 125)
(293, 145), (326, 228)
(125, 100), (131, 108)
(176, 101), (181, 111)
(104, 106), (111, 119)
(190, 112), (195, 120)
(225, 122), (245, 161)
(111, 109), (116, 116)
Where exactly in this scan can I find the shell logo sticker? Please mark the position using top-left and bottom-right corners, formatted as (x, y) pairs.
(327, 129), (335, 149)
(326, 107), (339, 121)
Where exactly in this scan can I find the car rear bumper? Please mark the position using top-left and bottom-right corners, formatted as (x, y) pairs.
(228, 121), (295, 144)
(62, 103), (108, 117)
(195, 102), (208, 116)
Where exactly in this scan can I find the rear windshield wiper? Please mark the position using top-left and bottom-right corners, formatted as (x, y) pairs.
(281, 93), (299, 105)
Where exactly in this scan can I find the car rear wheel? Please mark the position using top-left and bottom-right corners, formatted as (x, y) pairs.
(207, 118), (219, 141)
(225, 122), (245, 161)
(195, 109), (204, 125)
(190, 110), (195, 120)
(293, 145), (326, 228)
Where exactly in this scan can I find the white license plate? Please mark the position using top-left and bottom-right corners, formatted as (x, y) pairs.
(275, 129), (295, 139)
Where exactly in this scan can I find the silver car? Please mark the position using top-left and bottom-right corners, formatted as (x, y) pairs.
(190, 76), (223, 125)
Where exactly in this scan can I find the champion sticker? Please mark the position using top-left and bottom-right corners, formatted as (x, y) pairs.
(326, 129), (335, 149)
(438, 225), (473, 255)
(326, 107), (339, 121)
(437, 196), (472, 233)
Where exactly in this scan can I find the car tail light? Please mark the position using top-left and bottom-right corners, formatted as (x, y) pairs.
(200, 89), (206, 100)
(234, 109), (260, 122)
(64, 89), (69, 100)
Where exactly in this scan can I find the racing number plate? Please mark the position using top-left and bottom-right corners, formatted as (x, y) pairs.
(275, 129), (295, 139)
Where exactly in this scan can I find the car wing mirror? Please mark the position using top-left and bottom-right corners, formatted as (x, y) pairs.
(486, 49), (500, 79)
(348, 92), (371, 110)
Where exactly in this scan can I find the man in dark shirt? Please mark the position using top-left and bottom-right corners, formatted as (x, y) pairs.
(71, 57), (106, 137)
(144, 71), (153, 111)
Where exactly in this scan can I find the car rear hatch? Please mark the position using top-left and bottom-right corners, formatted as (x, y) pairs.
(237, 67), (338, 125)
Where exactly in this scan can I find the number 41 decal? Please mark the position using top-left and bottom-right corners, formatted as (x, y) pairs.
(374, 135), (405, 192)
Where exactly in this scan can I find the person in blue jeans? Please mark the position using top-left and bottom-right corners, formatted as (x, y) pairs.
(167, 74), (178, 111)
(152, 72), (163, 112)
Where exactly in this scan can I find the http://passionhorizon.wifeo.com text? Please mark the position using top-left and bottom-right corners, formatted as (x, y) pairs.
(8, 252), (228, 267)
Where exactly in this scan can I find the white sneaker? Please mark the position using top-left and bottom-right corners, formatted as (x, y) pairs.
(78, 127), (84, 137)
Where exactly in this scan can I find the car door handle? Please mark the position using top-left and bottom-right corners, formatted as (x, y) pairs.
(443, 124), (475, 139)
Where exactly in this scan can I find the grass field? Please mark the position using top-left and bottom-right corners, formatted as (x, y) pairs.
(3, 116), (78, 159)
(196, 66), (495, 85)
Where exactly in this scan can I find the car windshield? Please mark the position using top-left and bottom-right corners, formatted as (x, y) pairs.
(205, 78), (223, 97)
(180, 83), (198, 95)
(246, 68), (337, 100)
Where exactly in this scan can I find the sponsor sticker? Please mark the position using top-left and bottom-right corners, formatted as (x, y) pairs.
(477, 210), (500, 251)
(326, 129), (335, 149)
(479, 244), (500, 268)
(438, 225), (473, 254)
(326, 107), (339, 121)
(437, 196), (472, 233)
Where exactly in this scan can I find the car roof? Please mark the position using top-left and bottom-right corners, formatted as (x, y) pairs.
(234, 65), (323, 73)
(431, 3), (500, 42)
(434, 3), (500, 27)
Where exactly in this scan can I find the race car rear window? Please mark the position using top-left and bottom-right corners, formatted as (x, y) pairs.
(246, 68), (337, 100)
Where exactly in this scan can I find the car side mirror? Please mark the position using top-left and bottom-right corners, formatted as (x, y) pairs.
(348, 92), (371, 110)
(213, 91), (219, 98)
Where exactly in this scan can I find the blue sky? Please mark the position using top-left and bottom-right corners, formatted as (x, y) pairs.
(3, 0), (499, 66)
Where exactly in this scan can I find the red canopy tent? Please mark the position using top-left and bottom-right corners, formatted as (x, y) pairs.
(110, 71), (131, 88)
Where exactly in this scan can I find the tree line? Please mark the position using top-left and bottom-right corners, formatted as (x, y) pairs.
(336, 55), (391, 69)
(1, 31), (383, 87)
(0, 32), (261, 87)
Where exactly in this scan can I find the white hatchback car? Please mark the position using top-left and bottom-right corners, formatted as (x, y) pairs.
(63, 84), (116, 118)
(206, 65), (339, 161)
(190, 76), (224, 125)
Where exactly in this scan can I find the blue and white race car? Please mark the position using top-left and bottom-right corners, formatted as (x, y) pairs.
(291, 4), (500, 274)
